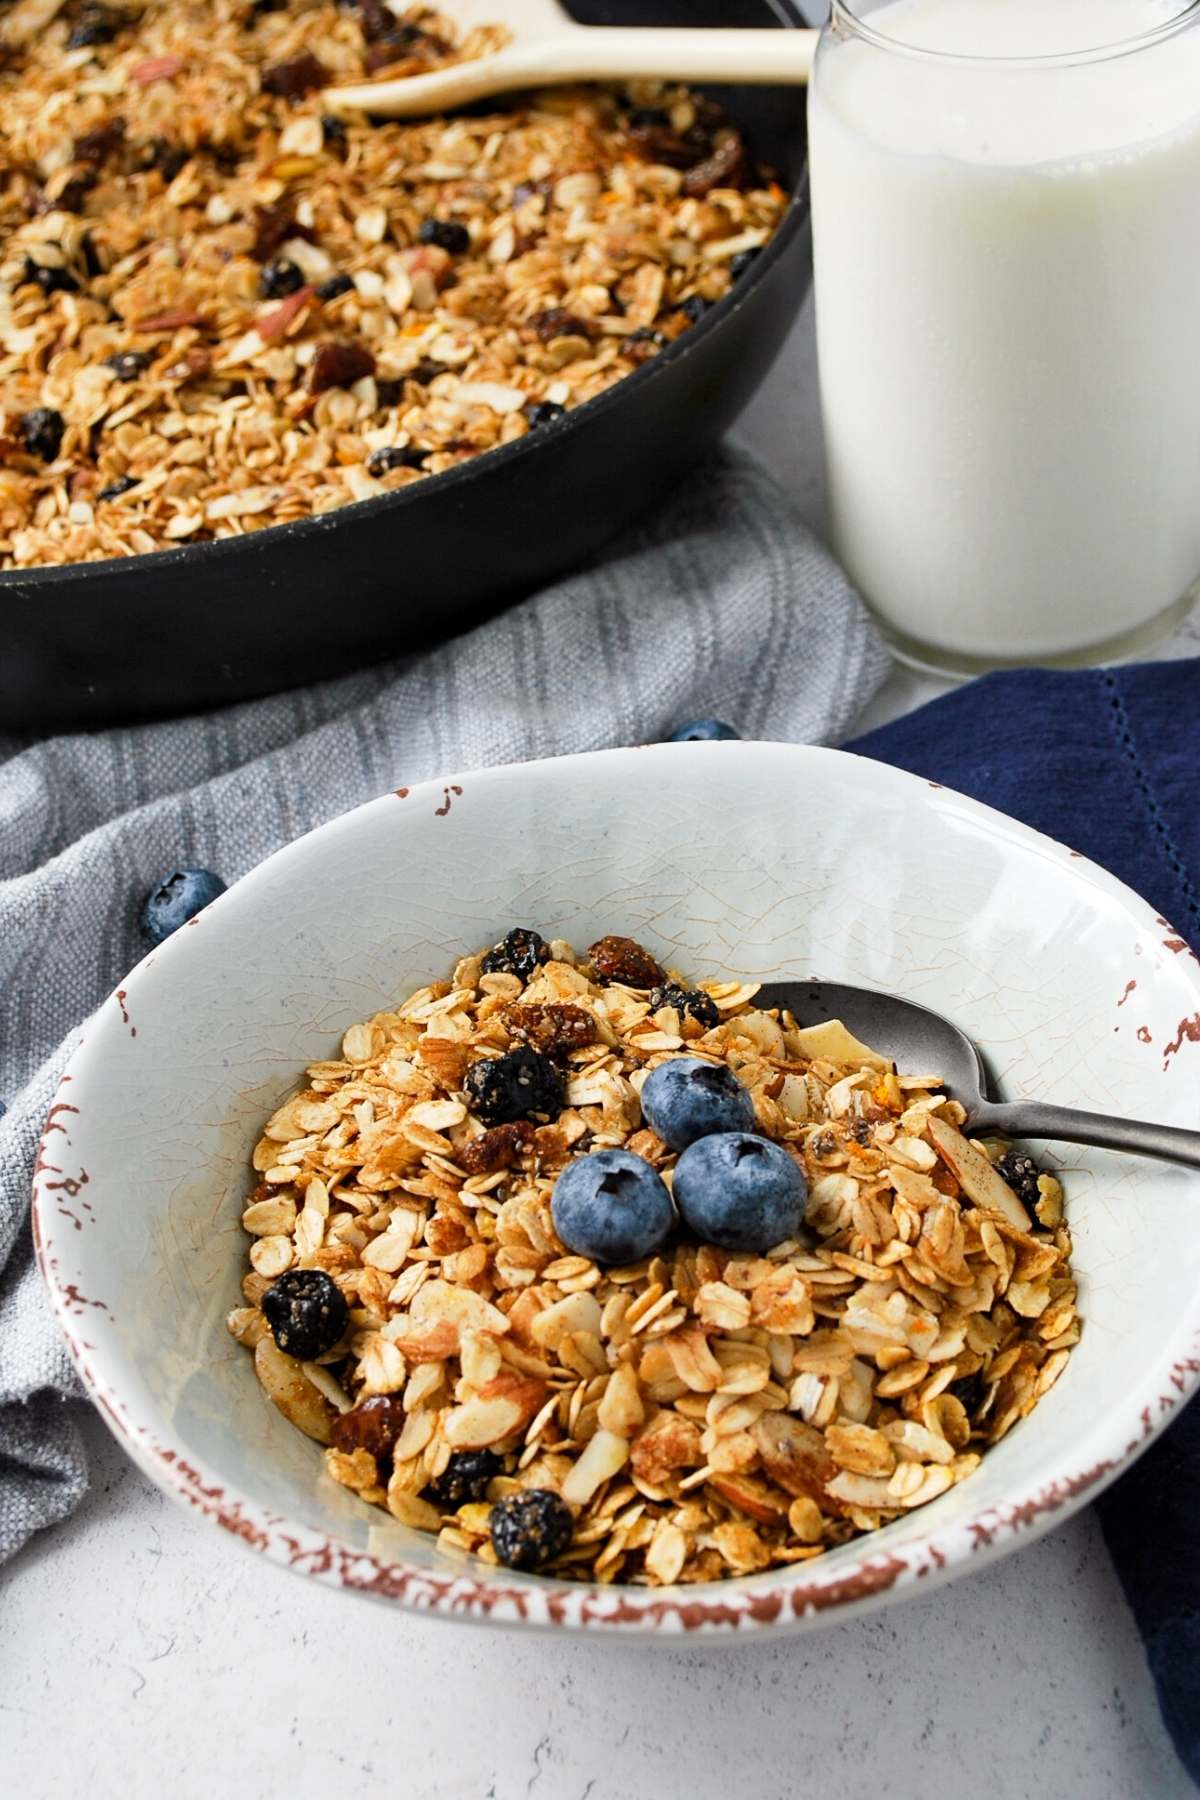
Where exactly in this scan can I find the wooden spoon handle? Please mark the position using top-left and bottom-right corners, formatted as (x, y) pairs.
(531, 25), (819, 85)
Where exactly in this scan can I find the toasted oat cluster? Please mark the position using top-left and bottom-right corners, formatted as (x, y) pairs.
(0, 0), (787, 567)
(228, 932), (1078, 1586)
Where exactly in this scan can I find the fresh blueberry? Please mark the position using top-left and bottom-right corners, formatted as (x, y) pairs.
(667, 719), (740, 743)
(315, 272), (354, 302)
(418, 217), (470, 255)
(523, 400), (566, 430)
(141, 868), (226, 943)
(366, 444), (428, 476)
(97, 475), (139, 502)
(639, 1057), (755, 1152)
(17, 407), (65, 461)
(551, 1148), (673, 1266)
(674, 1131), (807, 1253)
(260, 256), (305, 300)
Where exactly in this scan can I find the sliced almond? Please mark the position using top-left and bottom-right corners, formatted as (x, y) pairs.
(561, 1428), (629, 1506)
(787, 1019), (893, 1069)
(254, 1338), (334, 1444)
(926, 1116), (1030, 1229)
(411, 1278), (509, 1336)
(708, 1472), (788, 1526)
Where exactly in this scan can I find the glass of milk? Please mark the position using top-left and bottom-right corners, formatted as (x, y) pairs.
(809, 0), (1200, 674)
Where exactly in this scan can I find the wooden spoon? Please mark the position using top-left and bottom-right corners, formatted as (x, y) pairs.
(323, 0), (818, 119)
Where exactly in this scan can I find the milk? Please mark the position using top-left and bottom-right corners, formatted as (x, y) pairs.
(809, 0), (1200, 668)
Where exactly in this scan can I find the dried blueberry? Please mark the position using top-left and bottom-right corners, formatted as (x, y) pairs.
(97, 475), (139, 501)
(649, 983), (720, 1031)
(315, 272), (354, 302)
(261, 1269), (349, 1359)
(104, 349), (152, 382)
(427, 1449), (501, 1508)
(366, 444), (427, 476)
(406, 359), (441, 387)
(146, 138), (189, 182)
(320, 114), (347, 142)
(16, 408), (65, 462)
(481, 927), (549, 982)
(680, 294), (713, 324)
(667, 718), (740, 742)
(23, 257), (78, 297)
(260, 256), (305, 300)
(67, 2), (121, 49)
(729, 247), (762, 280)
(464, 1047), (564, 1127)
(949, 1370), (987, 1416)
(417, 217), (470, 255)
(35, 173), (94, 215)
(523, 400), (565, 430)
(490, 1488), (573, 1570)
(141, 867), (227, 942)
(996, 1151), (1042, 1209)
(374, 377), (403, 408)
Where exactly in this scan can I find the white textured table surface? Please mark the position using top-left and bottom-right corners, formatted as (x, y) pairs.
(3, 296), (1197, 1800)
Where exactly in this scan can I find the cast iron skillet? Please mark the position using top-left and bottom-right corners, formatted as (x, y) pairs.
(0, 0), (812, 729)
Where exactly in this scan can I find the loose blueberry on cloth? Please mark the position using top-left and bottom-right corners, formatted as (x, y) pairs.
(0, 446), (888, 1566)
(849, 658), (1200, 1792)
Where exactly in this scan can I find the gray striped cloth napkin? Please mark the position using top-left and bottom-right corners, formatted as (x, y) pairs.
(0, 446), (889, 1563)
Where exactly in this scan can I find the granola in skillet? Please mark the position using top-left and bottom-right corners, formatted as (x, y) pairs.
(228, 931), (1078, 1586)
(0, 0), (787, 567)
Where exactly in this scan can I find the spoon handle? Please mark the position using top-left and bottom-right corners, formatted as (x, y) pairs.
(974, 1100), (1200, 1171)
(541, 26), (819, 86)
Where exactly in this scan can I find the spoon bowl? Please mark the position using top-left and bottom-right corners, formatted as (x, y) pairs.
(759, 979), (1200, 1173)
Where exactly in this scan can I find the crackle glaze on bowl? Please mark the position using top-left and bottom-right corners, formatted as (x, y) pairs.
(33, 744), (1200, 1635)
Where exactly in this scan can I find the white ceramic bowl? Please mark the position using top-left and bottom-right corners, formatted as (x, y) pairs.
(33, 744), (1200, 1636)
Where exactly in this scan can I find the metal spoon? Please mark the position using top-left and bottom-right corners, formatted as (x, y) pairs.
(757, 979), (1200, 1171)
(323, 0), (818, 121)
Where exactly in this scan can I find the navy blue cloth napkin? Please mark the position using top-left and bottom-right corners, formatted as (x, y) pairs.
(849, 658), (1200, 1786)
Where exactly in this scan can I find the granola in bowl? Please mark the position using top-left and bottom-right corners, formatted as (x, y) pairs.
(0, 0), (788, 568)
(229, 927), (1079, 1588)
